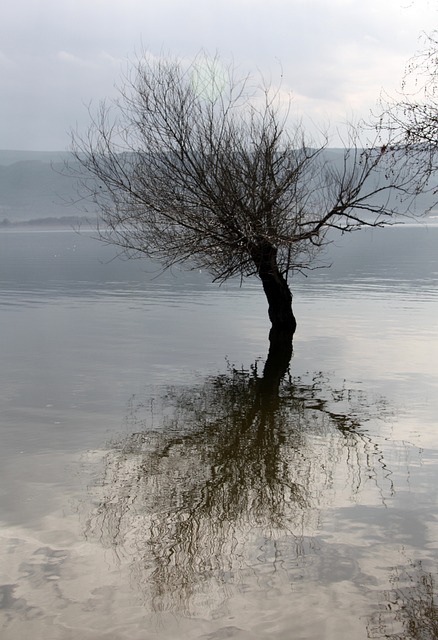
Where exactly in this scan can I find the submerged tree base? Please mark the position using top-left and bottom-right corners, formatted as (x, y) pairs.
(263, 326), (294, 396)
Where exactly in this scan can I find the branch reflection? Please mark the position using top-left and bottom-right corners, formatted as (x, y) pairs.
(86, 345), (393, 615)
(368, 559), (438, 639)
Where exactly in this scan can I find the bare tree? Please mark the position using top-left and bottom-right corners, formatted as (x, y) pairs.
(377, 31), (438, 188)
(72, 52), (425, 340)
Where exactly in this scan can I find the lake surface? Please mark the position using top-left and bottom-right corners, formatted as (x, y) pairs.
(0, 225), (437, 639)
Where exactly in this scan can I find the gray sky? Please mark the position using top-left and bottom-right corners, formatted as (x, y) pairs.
(1, 0), (436, 151)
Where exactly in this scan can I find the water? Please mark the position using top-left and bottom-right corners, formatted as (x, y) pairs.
(0, 225), (438, 639)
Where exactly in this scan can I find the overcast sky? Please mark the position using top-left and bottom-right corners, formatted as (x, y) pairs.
(1, 0), (436, 151)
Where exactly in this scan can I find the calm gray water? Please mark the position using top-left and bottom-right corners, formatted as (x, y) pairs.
(0, 226), (438, 639)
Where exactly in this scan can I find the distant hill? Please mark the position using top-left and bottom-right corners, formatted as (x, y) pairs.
(0, 150), (92, 224)
(0, 149), (435, 226)
(0, 150), (72, 167)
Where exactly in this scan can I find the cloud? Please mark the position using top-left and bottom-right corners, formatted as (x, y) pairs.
(56, 51), (97, 68)
(0, 0), (436, 149)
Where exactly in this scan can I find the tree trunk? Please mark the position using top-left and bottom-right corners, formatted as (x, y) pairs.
(250, 241), (297, 337)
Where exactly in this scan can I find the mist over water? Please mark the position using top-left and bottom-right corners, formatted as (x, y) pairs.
(0, 226), (437, 639)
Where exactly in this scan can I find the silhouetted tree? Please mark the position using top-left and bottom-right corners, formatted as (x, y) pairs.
(72, 52), (425, 340)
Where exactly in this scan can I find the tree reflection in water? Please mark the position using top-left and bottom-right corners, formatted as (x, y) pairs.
(368, 559), (438, 640)
(85, 342), (393, 615)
